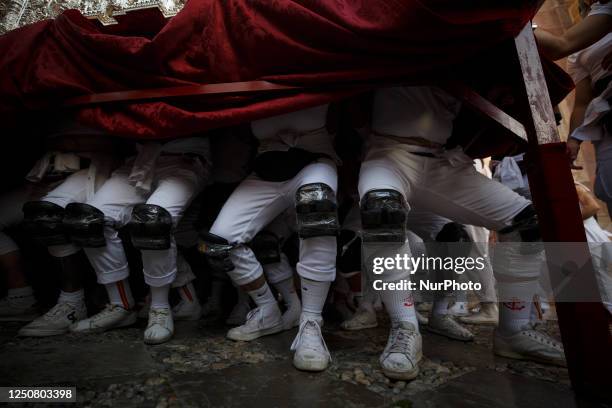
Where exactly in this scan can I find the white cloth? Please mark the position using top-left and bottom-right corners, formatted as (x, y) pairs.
(210, 159), (338, 285)
(494, 157), (525, 190)
(251, 105), (340, 162)
(567, 33), (612, 86)
(83, 155), (207, 287)
(371, 86), (462, 148)
(264, 253), (294, 284)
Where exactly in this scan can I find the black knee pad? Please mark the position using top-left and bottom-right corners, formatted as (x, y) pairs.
(63, 203), (106, 247)
(198, 231), (235, 273)
(295, 183), (339, 238)
(249, 231), (281, 265)
(128, 204), (172, 250)
(435, 222), (473, 258)
(22, 201), (69, 246)
(360, 189), (407, 242)
(500, 204), (540, 242)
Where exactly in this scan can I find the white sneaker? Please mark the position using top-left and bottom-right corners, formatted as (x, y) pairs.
(448, 301), (469, 317)
(341, 307), (377, 331)
(281, 304), (301, 331)
(225, 299), (251, 326)
(172, 300), (202, 321)
(494, 324), (566, 367)
(291, 319), (331, 372)
(0, 296), (38, 322)
(144, 307), (174, 345)
(380, 322), (422, 380)
(427, 314), (474, 342)
(18, 302), (86, 336)
(69, 304), (136, 333)
(459, 303), (499, 325)
(226, 303), (283, 341)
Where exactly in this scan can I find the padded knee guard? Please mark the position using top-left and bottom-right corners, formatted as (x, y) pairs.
(198, 231), (235, 273)
(128, 204), (173, 250)
(360, 189), (407, 242)
(435, 222), (473, 258)
(249, 231), (281, 265)
(63, 203), (106, 248)
(22, 201), (69, 246)
(295, 183), (339, 238)
(499, 205), (540, 242)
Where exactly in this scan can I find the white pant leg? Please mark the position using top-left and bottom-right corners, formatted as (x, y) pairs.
(42, 170), (91, 258)
(290, 160), (338, 282)
(140, 156), (205, 287)
(172, 251), (196, 288)
(84, 166), (147, 285)
(263, 253), (294, 284)
(210, 175), (288, 286)
(465, 224), (497, 302)
(358, 154), (413, 282)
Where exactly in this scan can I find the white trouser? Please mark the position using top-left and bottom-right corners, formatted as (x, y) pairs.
(83, 156), (205, 287)
(263, 253), (294, 284)
(174, 252), (196, 288)
(359, 147), (530, 282)
(210, 159), (338, 286)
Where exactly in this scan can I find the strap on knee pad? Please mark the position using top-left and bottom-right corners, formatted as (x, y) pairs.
(295, 183), (339, 238)
(360, 189), (407, 242)
(499, 205), (541, 242)
(63, 203), (106, 247)
(22, 201), (69, 246)
(249, 231), (281, 265)
(198, 231), (236, 272)
(128, 204), (173, 250)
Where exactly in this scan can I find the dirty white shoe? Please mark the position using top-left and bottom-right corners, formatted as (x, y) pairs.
(494, 324), (566, 367)
(281, 304), (301, 331)
(144, 307), (174, 345)
(416, 310), (429, 326)
(225, 298), (252, 326)
(19, 302), (86, 336)
(226, 303), (283, 341)
(0, 296), (38, 322)
(69, 304), (136, 333)
(380, 321), (422, 380)
(172, 299), (202, 321)
(448, 301), (469, 317)
(291, 319), (331, 372)
(427, 314), (474, 342)
(459, 303), (498, 325)
(341, 307), (378, 331)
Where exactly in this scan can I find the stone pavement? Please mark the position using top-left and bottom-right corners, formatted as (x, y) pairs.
(0, 316), (607, 408)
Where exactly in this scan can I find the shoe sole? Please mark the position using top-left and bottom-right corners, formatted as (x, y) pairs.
(293, 357), (330, 372)
(493, 348), (567, 367)
(226, 323), (284, 342)
(340, 322), (378, 331)
(70, 313), (137, 333)
(426, 326), (474, 342)
(382, 351), (423, 380)
(458, 317), (498, 326)
(144, 332), (174, 345)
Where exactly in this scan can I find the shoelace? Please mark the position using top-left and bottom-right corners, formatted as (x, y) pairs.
(148, 308), (170, 327)
(290, 320), (331, 360)
(388, 326), (417, 356)
(243, 307), (264, 329)
(44, 303), (73, 319)
(522, 328), (563, 350)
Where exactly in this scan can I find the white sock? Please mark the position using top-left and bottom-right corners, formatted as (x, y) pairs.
(58, 289), (84, 306)
(247, 282), (277, 308)
(7, 286), (35, 306)
(273, 278), (300, 309)
(380, 288), (419, 330)
(497, 281), (536, 335)
(432, 296), (452, 316)
(105, 279), (134, 310)
(178, 282), (198, 304)
(150, 284), (171, 309)
(300, 278), (330, 322)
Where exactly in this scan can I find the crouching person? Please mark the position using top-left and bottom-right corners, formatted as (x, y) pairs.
(68, 137), (211, 344)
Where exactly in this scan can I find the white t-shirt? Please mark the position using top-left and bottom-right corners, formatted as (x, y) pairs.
(250, 104), (339, 161)
(371, 86), (462, 145)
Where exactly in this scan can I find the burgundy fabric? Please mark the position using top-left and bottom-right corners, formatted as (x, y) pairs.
(0, 0), (565, 142)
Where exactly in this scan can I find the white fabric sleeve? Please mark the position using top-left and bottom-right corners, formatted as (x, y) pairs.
(588, 2), (612, 16)
(566, 53), (590, 84)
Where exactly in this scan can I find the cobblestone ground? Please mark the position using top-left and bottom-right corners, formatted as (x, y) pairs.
(0, 311), (605, 408)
